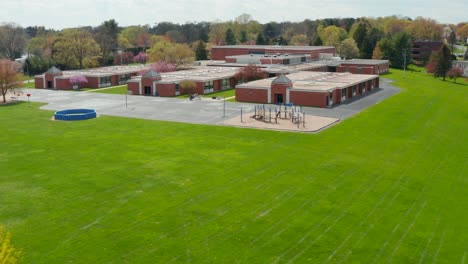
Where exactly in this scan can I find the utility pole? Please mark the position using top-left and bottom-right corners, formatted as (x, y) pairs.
(403, 49), (407, 78)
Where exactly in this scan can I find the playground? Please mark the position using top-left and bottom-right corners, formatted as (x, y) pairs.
(223, 103), (339, 132)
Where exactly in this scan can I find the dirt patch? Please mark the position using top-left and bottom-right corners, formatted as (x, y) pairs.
(223, 111), (339, 133)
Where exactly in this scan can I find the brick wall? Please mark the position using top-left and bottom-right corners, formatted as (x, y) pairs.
(236, 88), (268, 104)
(156, 83), (176, 97)
(127, 82), (140, 95)
(290, 91), (328, 107)
(87, 77), (99, 88)
(56, 79), (73, 90)
(34, 77), (44, 89)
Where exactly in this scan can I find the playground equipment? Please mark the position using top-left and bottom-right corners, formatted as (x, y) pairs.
(246, 103), (306, 128)
(54, 109), (97, 121)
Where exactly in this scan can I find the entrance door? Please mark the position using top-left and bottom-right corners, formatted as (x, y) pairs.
(275, 94), (284, 104)
(326, 95), (329, 106)
(47, 81), (52, 88)
(144, 86), (151, 96)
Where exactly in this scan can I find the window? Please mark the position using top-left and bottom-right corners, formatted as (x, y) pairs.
(341, 88), (347, 100)
(357, 67), (363, 74)
(204, 80), (214, 93)
(119, 74), (130, 84)
(222, 79), (230, 90)
(99, 76), (111, 88)
(352, 86), (356, 96)
(175, 84), (180, 95)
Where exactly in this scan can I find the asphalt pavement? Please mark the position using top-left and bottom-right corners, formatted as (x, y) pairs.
(18, 78), (399, 126)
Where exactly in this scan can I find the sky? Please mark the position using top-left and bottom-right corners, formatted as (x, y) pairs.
(1, 0), (466, 29)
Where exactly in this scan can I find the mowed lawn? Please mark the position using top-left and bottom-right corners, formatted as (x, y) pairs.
(0, 69), (467, 263)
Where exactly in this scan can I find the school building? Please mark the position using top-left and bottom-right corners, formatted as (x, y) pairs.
(211, 45), (336, 60)
(34, 65), (148, 90)
(236, 72), (380, 108)
(126, 67), (240, 96)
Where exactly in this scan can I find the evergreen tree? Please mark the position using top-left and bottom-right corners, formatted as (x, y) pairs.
(352, 22), (369, 56)
(195, 40), (208, 60)
(434, 45), (453, 81)
(239, 30), (248, 44)
(277, 36), (288, 46)
(312, 35), (322, 46)
(225, 28), (236, 45)
(256, 34), (266, 45)
(392, 32), (412, 69)
(199, 27), (209, 43)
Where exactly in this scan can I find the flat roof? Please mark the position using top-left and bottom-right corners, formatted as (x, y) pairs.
(213, 45), (335, 51)
(340, 59), (389, 65)
(36, 64), (149, 78)
(226, 53), (311, 60)
(128, 66), (240, 84)
(237, 71), (378, 92)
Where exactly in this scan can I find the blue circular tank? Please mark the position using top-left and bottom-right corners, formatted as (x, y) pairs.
(54, 109), (97, 121)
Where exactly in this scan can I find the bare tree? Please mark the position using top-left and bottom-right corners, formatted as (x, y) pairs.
(0, 23), (27, 60)
(0, 59), (22, 103)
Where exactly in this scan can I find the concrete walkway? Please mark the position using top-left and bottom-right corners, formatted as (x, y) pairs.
(18, 78), (399, 127)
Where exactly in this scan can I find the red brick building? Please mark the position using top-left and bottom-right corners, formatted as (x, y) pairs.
(211, 45), (336, 60)
(236, 72), (379, 108)
(34, 65), (148, 90)
(412, 41), (443, 64)
(335, 59), (389, 75)
(127, 67), (239, 96)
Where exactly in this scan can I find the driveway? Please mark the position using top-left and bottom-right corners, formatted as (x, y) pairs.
(19, 78), (399, 126)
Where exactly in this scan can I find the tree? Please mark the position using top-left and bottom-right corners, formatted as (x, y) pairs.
(179, 80), (197, 95)
(290, 34), (308, 46)
(447, 67), (462, 83)
(239, 30), (248, 44)
(69, 75), (88, 89)
(0, 23), (27, 60)
(114, 51), (134, 65)
(234, 64), (267, 83)
(0, 225), (21, 263)
(147, 40), (194, 69)
(235, 14), (253, 24)
(133, 52), (147, 64)
(372, 44), (383, 59)
(118, 26), (150, 50)
(208, 23), (226, 45)
(456, 24), (468, 45)
(392, 32), (413, 69)
(27, 33), (56, 74)
(318, 25), (348, 47)
(338, 38), (360, 59)
(53, 29), (101, 69)
(225, 28), (236, 45)
(408, 17), (443, 41)
(426, 51), (439, 74)
(94, 19), (119, 66)
(0, 60), (22, 103)
(434, 45), (453, 80)
(256, 34), (266, 45)
(195, 41), (208, 60)
(148, 61), (176, 73)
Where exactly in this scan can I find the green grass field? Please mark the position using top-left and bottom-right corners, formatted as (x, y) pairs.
(1, 69), (467, 263)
